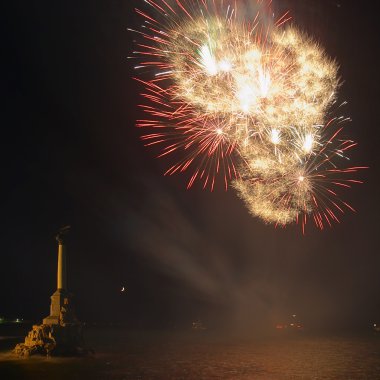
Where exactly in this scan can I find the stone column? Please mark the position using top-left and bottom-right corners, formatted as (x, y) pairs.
(57, 240), (67, 290)
(43, 227), (71, 325)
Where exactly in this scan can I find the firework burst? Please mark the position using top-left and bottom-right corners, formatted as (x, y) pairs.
(131, 0), (366, 231)
(234, 116), (366, 232)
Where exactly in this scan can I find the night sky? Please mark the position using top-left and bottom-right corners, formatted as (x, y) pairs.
(1, 0), (379, 331)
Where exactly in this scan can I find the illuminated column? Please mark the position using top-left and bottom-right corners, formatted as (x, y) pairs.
(57, 240), (67, 290)
(43, 226), (71, 325)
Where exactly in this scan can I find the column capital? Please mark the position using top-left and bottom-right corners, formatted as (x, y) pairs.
(56, 225), (71, 245)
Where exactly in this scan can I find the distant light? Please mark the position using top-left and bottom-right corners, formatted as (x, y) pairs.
(302, 134), (314, 153)
(258, 66), (271, 98)
(216, 128), (223, 135)
(298, 176), (305, 182)
(121, 286), (126, 292)
(200, 44), (218, 76)
(270, 129), (281, 145)
(237, 84), (254, 113)
(374, 323), (377, 327)
(219, 59), (232, 73)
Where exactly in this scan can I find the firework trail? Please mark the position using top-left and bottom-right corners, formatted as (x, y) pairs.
(131, 0), (365, 231)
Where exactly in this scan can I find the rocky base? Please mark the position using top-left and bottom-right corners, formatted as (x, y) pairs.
(13, 323), (89, 357)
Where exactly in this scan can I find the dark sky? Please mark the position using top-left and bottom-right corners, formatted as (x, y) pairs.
(1, 0), (379, 331)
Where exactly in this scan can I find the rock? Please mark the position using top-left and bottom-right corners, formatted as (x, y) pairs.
(13, 322), (88, 357)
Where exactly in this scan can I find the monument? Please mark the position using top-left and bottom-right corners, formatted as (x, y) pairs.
(14, 226), (87, 356)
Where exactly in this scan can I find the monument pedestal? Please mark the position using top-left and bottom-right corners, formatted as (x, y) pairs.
(43, 289), (70, 325)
